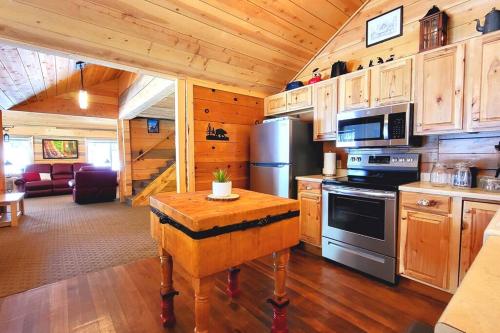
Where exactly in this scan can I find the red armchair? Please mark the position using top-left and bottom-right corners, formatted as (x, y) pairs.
(71, 167), (118, 204)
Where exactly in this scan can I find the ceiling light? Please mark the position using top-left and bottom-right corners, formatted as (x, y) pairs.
(76, 61), (88, 109)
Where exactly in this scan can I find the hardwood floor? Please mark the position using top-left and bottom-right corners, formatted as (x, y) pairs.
(0, 249), (449, 332)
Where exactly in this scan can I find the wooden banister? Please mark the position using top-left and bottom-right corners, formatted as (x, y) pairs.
(133, 131), (173, 162)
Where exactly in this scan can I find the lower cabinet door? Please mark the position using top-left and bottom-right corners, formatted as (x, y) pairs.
(401, 209), (450, 289)
(459, 201), (500, 282)
(299, 192), (322, 247)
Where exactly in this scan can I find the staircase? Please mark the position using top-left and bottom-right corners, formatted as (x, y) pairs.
(126, 160), (176, 207)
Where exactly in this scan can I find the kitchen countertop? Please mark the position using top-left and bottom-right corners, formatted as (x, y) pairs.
(399, 181), (500, 202)
(295, 169), (347, 183)
(435, 232), (500, 333)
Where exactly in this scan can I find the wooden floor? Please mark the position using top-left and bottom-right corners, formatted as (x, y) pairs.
(0, 249), (449, 333)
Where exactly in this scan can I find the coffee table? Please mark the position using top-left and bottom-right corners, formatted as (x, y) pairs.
(0, 192), (25, 227)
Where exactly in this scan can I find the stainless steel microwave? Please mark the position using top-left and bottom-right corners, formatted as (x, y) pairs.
(336, 103), (421, 148)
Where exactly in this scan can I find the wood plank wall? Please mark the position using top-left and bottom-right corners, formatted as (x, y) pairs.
(325, 132), (500, 177)
(0, 111), (5, 193)
(295, 0), (489, 81)
(129, 118), (175, 181)
(193, 86), (264, 190)
(8, 126), (118, 165)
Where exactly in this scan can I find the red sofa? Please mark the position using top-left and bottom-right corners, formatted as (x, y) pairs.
(15, 163), (91, 198)
(70, 166), (118, 204)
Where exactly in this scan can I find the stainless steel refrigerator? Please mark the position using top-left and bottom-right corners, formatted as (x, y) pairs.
(250, 117), (322, 199)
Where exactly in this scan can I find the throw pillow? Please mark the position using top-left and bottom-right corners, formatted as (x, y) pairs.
(39, 173), (52, 181)
(23, 172), (41, 182)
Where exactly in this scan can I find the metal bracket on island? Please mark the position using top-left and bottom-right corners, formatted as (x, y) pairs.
(150, 207), (299, 240)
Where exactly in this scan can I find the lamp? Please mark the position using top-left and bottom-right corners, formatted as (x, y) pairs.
(2, 126), (12, 142)
(76, 61), (88, 109)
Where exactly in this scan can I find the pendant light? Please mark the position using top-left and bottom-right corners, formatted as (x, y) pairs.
(76, 61), (88, 109)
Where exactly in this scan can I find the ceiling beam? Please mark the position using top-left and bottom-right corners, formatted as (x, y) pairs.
(118, 75), (174, 120)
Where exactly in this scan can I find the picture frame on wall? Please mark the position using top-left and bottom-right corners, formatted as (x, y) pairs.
(366, 6), (403, 47)
(42, 139), (79, 159)
(147, 118), (160, 133)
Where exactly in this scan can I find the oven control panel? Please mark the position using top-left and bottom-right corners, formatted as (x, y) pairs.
(348, 154), (419, 169)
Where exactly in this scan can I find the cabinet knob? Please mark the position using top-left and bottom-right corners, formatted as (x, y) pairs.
(472, 117), (479, 121)
(306, 186), (312, 190)
(417, 199), (435, 207)
(417, 123), (422, 127)
(375, 97), (380, 101)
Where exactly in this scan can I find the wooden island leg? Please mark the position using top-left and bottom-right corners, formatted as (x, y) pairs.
(159, 247), (178, 328)
(192, 276), (215, 333)
(267, 249), (290, 333)
(226, 267), (241, 298)
(10, 201), (18, 227)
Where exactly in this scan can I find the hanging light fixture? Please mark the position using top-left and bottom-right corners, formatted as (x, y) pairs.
(76, 61), (88, 109)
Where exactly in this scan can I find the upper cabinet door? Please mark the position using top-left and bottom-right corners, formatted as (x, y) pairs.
(313, 78), (337, 141)
(371, 58), (413, 107)
(286, 85), (313, 112)
(264, 91), (287, 116)
(466, 32), (500, 131)
(414, 44), (465, 135)
(338, 70), (370, 112)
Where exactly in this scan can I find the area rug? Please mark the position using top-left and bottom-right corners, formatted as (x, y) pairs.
(0, 195), (157, 297)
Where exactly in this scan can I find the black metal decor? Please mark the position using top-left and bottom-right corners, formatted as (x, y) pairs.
(206, 123), (229, 141)
(151, 207), (300, 240)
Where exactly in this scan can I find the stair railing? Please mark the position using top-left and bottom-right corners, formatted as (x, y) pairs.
(133, 131), (173, 162)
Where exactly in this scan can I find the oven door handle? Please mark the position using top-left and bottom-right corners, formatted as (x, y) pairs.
(323, 187), (396, 199)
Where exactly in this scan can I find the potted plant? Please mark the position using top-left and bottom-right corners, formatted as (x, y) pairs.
(212, 169), (232, 197)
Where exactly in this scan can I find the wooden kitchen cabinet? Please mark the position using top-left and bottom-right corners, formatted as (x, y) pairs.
(400, 209), (451, 289)
(465, 31), (500, 131)
(297, 180), (322, 247)
(459, 201), (500, 282)
(286, 85), (313, 112)
(313, 78), (337, 141)
(371, 58), (413, 107)
(399, 192), (454, 290)
(415, 43), (465, 134)
(264, 91), (287, 116)
(338, 69), (370, 112)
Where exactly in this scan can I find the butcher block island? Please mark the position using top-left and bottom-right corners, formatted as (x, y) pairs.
(150, 188), (300, 333)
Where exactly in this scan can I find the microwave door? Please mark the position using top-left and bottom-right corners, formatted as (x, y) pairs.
(337, 114), (387, 148)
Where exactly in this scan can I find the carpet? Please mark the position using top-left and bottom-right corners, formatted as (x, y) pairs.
(0, 195), (157, 297)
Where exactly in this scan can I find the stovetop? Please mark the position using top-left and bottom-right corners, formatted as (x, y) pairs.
(322, 153), (420, 192)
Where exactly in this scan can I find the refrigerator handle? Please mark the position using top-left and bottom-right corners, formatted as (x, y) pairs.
(251, 163), (288, 168)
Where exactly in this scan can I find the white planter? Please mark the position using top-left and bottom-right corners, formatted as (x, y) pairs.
(212, 181), (232, 197)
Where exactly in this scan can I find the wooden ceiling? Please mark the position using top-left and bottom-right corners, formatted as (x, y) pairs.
(0, 0), (365, 95)
(0, 43), (124, 110)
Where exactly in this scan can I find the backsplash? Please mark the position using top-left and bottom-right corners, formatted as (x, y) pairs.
(324, 131), (500, 178)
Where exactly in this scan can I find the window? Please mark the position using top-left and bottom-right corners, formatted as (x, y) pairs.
(3, 137), (34, 176)
(86, 140), (119, 171)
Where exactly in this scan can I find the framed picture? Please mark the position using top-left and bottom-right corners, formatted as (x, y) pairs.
(366, 6), (403, 47)
(42, 139), (79, 159)
(147, 118), (160, 133)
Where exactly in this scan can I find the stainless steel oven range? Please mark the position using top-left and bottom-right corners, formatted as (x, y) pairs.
(322, 153), (420, 283)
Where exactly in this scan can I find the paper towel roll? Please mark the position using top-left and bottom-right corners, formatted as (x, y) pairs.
(323, 152), (336, 176)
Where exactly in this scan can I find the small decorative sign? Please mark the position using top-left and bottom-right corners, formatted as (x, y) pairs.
(206, 123), (229, 141)
(147, 118), (160, 133)
(366, 6), (403, 47)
